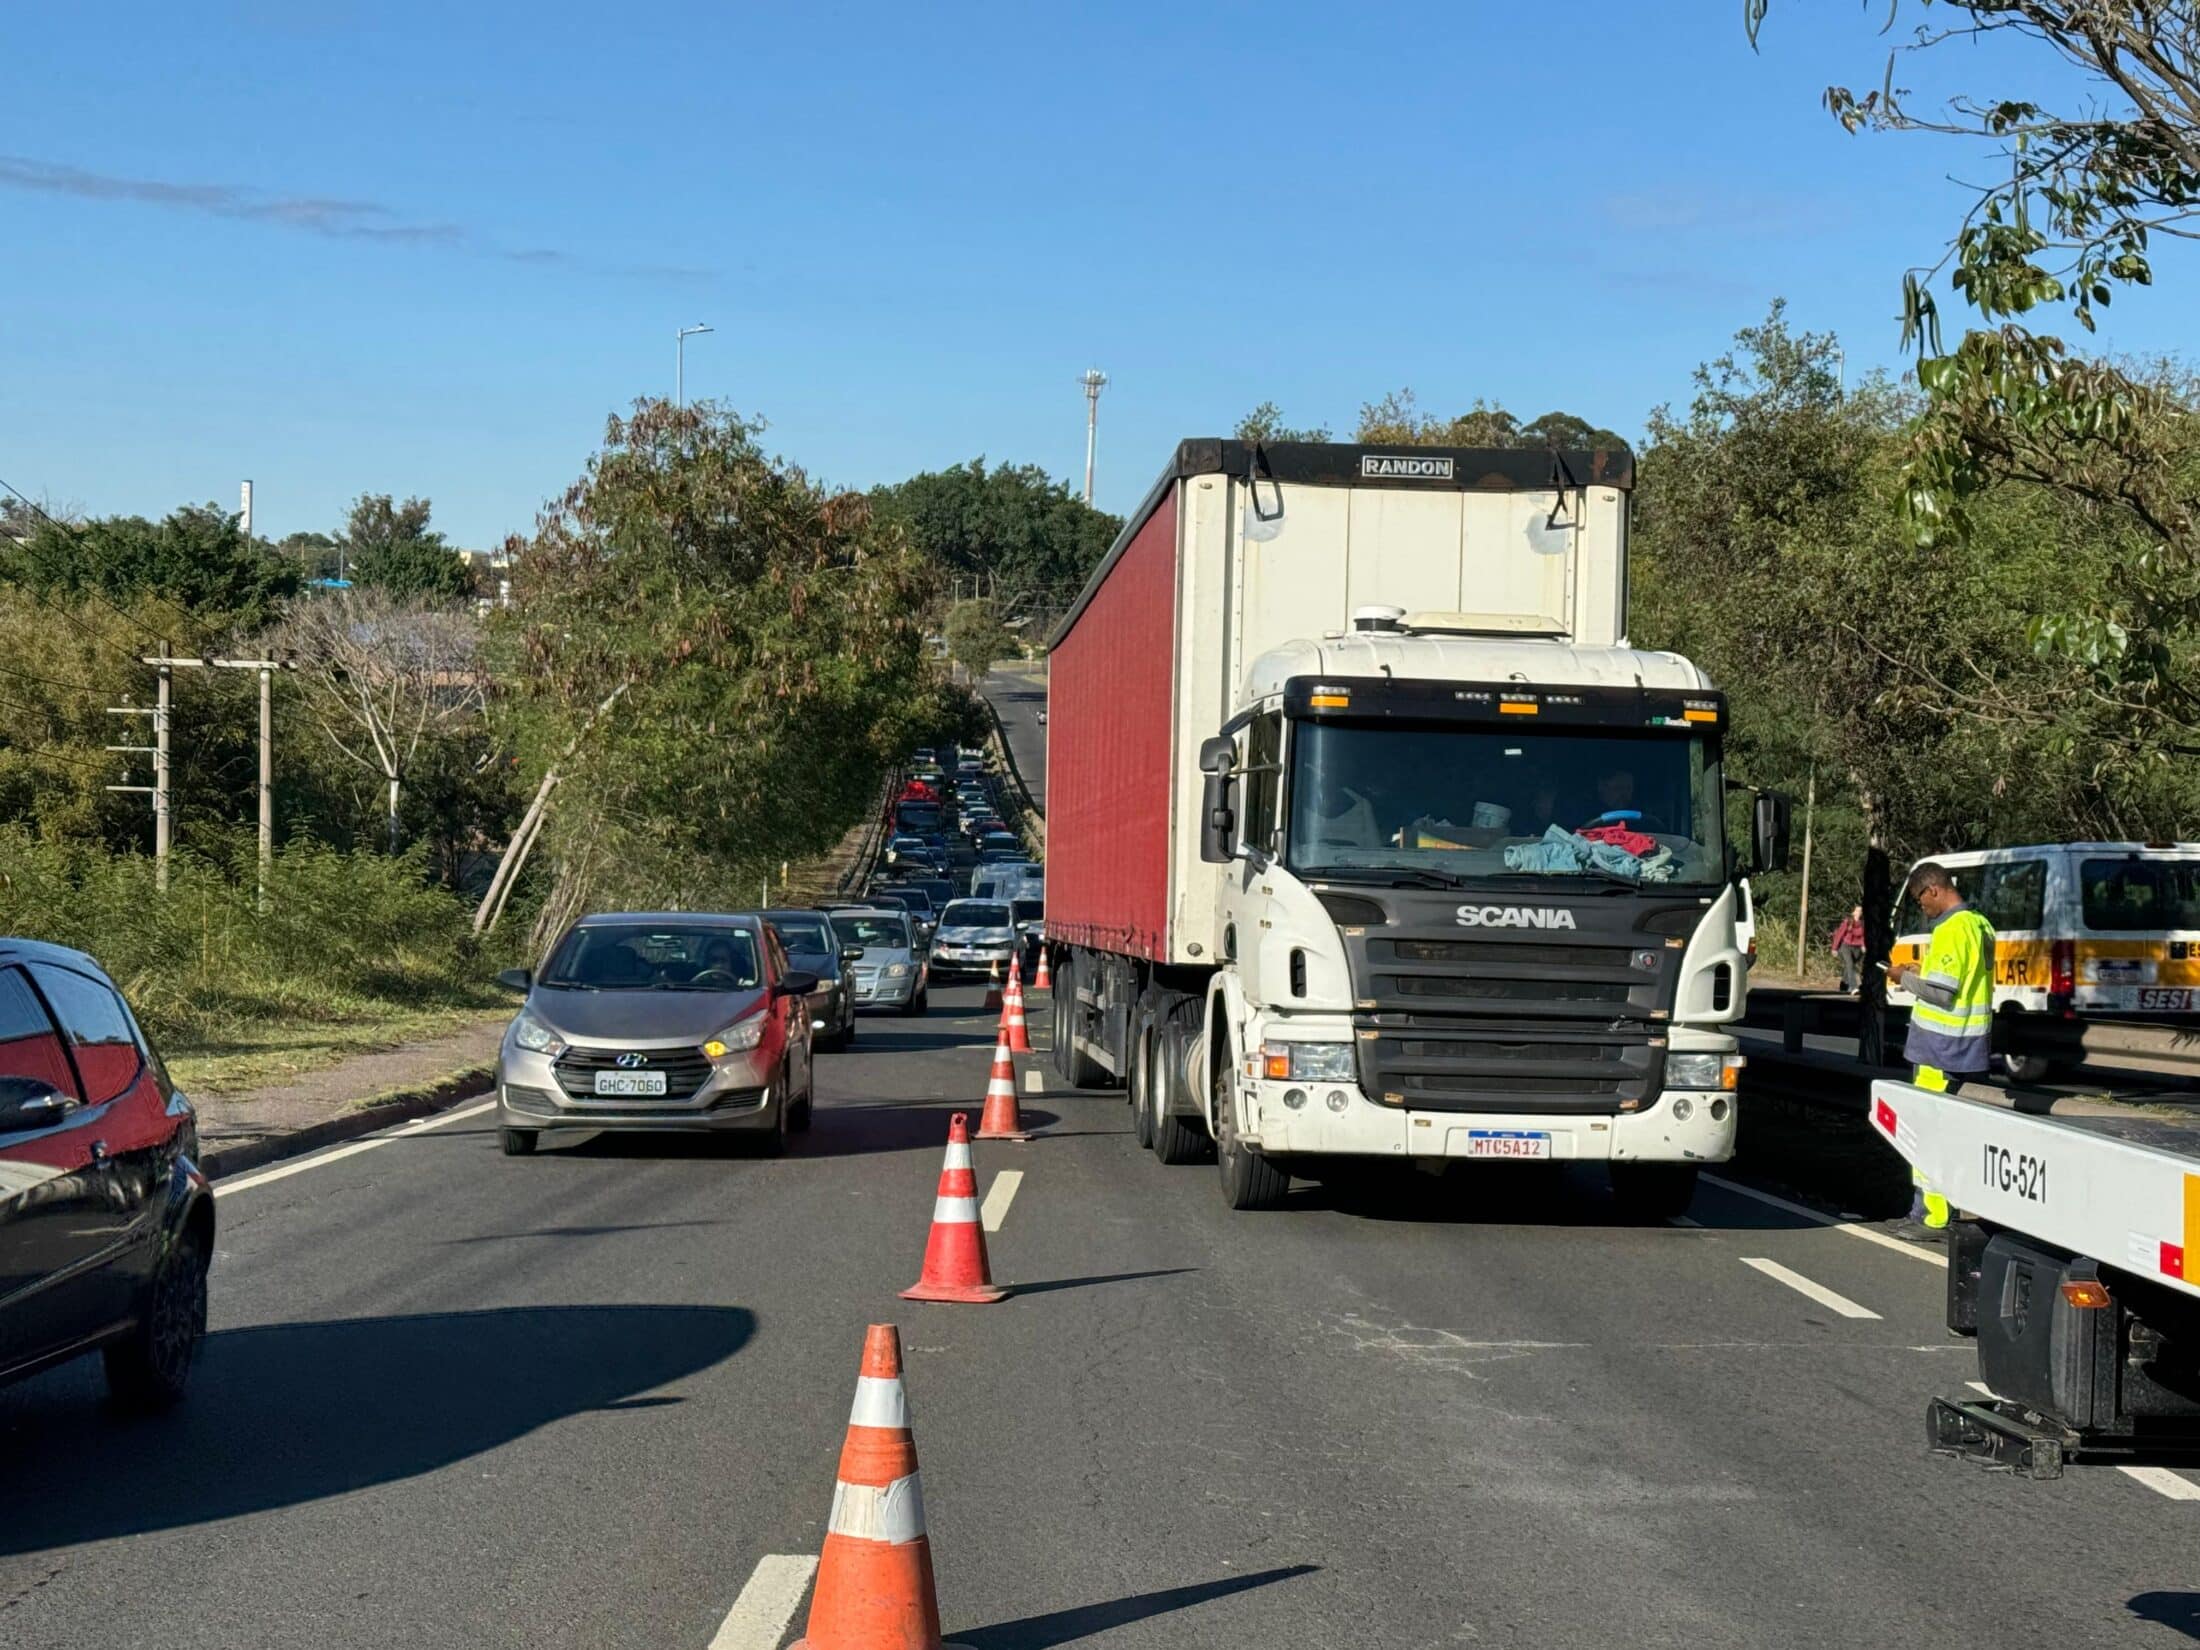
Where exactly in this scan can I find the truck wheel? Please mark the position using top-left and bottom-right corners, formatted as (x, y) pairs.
(1060, 957), (1111, 1090)
(1128, 1010), (1156, 1149)
(1608, 1162), (1698, 1221)
(1151, 1006), (1210, 1165)
(1213, 1038), (1289, 1210)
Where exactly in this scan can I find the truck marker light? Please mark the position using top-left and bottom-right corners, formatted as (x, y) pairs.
(1683, 708), (1719, 724)
(1721, 1057), (1745, 1091)
(1263, 1047), (1291, 1079)
(2060, 1279), (2112, 1309)
(1498, 701), (1539, 715)
(1310, 693), (1351, 708)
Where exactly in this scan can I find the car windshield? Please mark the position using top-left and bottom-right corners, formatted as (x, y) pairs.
(942, 901), (1011, 929)
(1012, 899), (1043, 924)
(1284, 720), (1726, 887)
(832, 912), (911, 949)
(769, 915), (831, 955)
(539, 924), (761, 990)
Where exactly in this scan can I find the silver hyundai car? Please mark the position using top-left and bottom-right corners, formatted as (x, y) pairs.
(494, 913), (818, 1156)
(829, 906), (929, 1014)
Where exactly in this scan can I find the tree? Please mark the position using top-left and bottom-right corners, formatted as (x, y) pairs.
(2, 504), (298, 628)
(277, 531), (341, 584)
(871, 459), (1119, 627)
(489, 398), (944, 942)
(1748, 1), (2200, 769)
(1234, 402), (1333, 442)
(338, 494), (473, 602)
(275, 589), (489, 851)
(1353, 391), (1626, 450)
(943, 600), (1016, 682)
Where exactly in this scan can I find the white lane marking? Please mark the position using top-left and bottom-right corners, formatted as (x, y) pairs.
(1024, 1067), (1043, 1093)
(215, 1099), (499, 1197)
(708, 1553), (818, 1650)
(1965, 1380), (1996, 1398)
(1703, 1173), (1945, 1268)
(1740, 1257), (1883, 1320)
(980, 1169), (1023, 1233)
(2119, 1466), (2200, 1502)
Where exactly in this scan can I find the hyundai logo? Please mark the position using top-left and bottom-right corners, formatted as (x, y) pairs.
(615, 1052), (649, 1069)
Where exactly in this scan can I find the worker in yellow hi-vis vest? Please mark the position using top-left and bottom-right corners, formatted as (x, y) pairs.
(1887, 861), (1997, 1229)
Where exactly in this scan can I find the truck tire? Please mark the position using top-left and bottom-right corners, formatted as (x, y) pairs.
(1128, 1008), (1156, 1149)
(1608, 1162), (1699, 1221)
(1150, 1005), (1209, 1166)
(1212, 1030), (1289, 1210)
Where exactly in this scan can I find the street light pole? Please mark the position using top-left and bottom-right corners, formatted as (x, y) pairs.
(1079, 368), (1108, 505)
(676, 322), (713, 407)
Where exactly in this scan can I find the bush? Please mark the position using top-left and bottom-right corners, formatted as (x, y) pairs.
(0, 827), (503, 1053)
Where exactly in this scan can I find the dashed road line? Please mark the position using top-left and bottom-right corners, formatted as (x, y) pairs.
(215, 1098), (499, 1197)
(980, 1169), (1024, 1233)
(1024, 1067), (1043, 1093)
(708, 1553), (817, 1649)
(1703, 1173), (1945, 1268)
(1740, 1256), (1883, 1320)
(2118, 1466), (2200, 1502)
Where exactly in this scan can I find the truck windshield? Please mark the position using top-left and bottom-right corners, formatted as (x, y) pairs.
(1284, 720), (1725, 886)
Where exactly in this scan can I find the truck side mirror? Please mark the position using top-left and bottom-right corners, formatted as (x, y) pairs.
(1753, 791), (1793, 875)
(1198, 735), (1239, 865)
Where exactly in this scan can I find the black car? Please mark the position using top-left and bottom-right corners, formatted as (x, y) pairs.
(760, 908), (858, 1051)
(1, 938), (212, 1409)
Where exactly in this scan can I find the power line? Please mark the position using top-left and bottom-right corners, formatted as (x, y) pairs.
(0, 657), (102, 697)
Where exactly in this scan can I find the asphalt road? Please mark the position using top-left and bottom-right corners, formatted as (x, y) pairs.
(987, 661), (1047, 812)
(4, 689), (2196, 1648)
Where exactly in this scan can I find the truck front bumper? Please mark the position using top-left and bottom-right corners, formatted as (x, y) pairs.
(1241, 1082), (1736, 1164)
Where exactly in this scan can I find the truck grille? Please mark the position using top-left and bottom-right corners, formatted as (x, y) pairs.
(1357, 1026), (1663, 1114)
(552, 1046), (715, 1102)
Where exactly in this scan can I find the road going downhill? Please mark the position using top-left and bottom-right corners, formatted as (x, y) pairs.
(1, 691), (2194, 1648)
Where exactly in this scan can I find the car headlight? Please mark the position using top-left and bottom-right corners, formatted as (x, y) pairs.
(511, 1011), (566, 1058)
(1666, 1052), (1744, 1090)
(703, 1013), (767, 1060)
(1261, 1041), (1355, 1082)
(886, 963), (910, 977)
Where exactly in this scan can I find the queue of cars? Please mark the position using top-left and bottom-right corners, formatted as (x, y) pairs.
(0, 743), (1040, 1411)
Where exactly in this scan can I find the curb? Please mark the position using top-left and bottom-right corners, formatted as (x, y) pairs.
(200, 1064), (497, 1181)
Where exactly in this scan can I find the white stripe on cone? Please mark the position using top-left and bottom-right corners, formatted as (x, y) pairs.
(847, 1375), (910, 1430)
(933, 1195), (979, 1223)
(941, 1142), (973, 1171)
(825, 1471), (928, 1545)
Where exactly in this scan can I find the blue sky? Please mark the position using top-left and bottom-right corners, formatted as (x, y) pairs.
(4, 2), (2195, 548)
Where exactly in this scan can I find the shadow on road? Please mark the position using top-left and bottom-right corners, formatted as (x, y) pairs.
(2130, 1593), (2200, 1641)
(1294, 1164), (1835, 1232)
(0, 1303), (753, 1554)
(841, 1025), (998, 1055)
(797, 1103), (1061, 1157)
(1011, 1267), (1198, 1297)
(959, 1564), (1317, 1648)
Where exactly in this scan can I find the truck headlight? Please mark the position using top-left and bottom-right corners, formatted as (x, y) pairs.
(511, 1011), (566, 1058)
(1262, 1041), (1355, 1082)
(703, 1013), (767, 1060)
(1666, 1052), (1744, 1090)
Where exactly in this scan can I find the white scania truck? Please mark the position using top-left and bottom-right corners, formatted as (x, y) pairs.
(1042, 439), (1791, 1213)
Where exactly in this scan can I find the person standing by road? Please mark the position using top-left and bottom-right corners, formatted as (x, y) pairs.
(1887, 863), (1997, 1229)
(1829, 905), (1867, 994)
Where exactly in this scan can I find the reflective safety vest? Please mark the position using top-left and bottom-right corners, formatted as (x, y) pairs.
(1904, 905), (1998, 1074)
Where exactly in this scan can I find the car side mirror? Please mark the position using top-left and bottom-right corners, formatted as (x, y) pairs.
(0, 1075), (75, 1131)
(495, 966), (532, 994)
(1753, 791), (1794, 875)
(843, 947), (866, 960)
(777, 970), (820, 997)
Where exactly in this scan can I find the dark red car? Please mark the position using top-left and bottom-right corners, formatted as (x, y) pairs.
(0, 937), (211, 1408)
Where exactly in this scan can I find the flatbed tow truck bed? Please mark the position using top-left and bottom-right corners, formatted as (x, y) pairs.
(1869, 1080), (2200, 1477)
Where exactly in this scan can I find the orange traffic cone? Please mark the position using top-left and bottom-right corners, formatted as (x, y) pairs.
(976, 1031), (1029, 1142)
(981, 959), (1002, 1013)
(901, 1113), (1008, 1303)
(792, 1324), (973, 1650)
(1001, 969), (1033, 1055)
(1032, 947), (1051, 992)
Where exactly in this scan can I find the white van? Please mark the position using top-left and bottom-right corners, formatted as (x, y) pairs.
(1889, 841), (2200, 1018)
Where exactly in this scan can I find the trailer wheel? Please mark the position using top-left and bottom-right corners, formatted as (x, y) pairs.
(1213, 1030), (1289, 1210)
(1059, 954), (1111, 1090)
(1151, 1004), (1210, 1166)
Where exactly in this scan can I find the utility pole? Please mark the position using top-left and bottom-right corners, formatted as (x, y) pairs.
(141, 653), (292, 904)
(676, 322), (713, 407)
(1079, 368), (1107, 504)
(154, 646), (172, 888)
(104, 698), (160, 872)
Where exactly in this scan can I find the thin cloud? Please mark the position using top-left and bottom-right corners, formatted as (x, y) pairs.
(0, 154), (709, 278)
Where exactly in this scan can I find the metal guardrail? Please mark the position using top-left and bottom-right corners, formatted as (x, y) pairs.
(834, 771), (900, 898)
